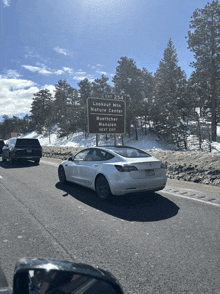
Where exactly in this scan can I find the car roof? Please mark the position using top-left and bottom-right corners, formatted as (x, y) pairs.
(95, 145), (137, 149)
(16, 138), (39, 140)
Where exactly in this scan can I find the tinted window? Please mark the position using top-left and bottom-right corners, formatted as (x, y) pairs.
(106, 147), (151, 158)
(85, 149), (114, 161)
(74, 149), (90, 161)
(15, 139), (40, 146)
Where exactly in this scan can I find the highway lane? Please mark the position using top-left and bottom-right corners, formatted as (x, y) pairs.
(0, 158), (220, 293)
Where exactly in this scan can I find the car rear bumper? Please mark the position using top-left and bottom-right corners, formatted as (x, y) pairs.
(109, 176), (167, 196)
(12, 154), (42, 159)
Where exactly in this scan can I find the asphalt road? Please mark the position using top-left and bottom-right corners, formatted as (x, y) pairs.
(0, 157), (220, 294)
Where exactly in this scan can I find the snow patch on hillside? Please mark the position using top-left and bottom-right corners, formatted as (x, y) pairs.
(20, 131), (174, 150)
(19, 126), (220, 152)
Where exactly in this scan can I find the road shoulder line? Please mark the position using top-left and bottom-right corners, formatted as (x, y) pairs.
(163, 188), (220, 207)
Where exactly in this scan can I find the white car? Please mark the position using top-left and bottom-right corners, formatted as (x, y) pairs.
(58, 146), (167, 199)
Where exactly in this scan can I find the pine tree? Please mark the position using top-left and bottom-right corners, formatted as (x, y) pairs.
(54, 80), (78, 138)
(30, 89), (53, 134)
(187, 71), (214, 150)
(186, 0), (220, 141)
(54, 80), (71, 124)
(20, 114), (33, 134)
(92, 74), (112, 97)
(140, 68), (154, 135)
(78, 78), (92, 137)
(0, 115), (14, 139)
(153, 39), (188, 148)
(112, 57), (144, 138)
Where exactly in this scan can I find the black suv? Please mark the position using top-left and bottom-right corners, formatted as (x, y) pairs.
(2, 138), (42, 164)
(0, 140), (5, 155)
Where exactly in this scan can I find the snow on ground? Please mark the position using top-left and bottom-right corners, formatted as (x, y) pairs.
(20, 131), (174, 151)
(20, 126), (220, 153)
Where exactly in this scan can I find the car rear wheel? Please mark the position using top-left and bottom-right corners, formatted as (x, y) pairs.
(58, 165), (67, 183)
(95, 175), (112, 200)
(10, 158), (15, 164)
(34, 158), (40, 164)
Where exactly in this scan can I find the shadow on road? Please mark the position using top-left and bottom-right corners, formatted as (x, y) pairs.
(55, 181), (179, 222)
(0, 159), (39, 169)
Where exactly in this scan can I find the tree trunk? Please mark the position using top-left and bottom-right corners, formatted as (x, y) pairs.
(211, 86), (217, 141)
(121, 135), (124, 146)
(135, 124), (138, 140)
(145, 115), (147, 135)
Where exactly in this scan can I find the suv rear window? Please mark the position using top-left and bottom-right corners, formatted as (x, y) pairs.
(15, 139), (41, 147)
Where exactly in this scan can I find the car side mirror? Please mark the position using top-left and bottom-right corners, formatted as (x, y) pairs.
(68, 157), (73, 161)
(13, 258), (124, 294)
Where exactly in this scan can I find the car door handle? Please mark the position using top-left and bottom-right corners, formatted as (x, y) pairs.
(93, 164), (99, 167)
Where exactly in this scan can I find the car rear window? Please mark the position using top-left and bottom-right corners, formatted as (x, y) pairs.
(106, 147), (151, 158)
(15, 139), (41, 147)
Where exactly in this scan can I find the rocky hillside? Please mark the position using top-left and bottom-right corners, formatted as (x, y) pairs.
(42, 146), (220, 187)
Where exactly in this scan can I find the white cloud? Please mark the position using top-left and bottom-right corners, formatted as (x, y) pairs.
(63, 67), (74, 74)
(54, 46), (72, 56)
(0, 78), (35, 90)
(44, 84), (56, 96)
(72, 75), (94, 82)
(75, 71), (87, 75)
(72, 76), (87, 81)
(54, 69), (64, 75)
(2, 0), (11, 7)
(0, 77), (54, 115)
(96, 70), (107, 75)
(4, 70), (21, 78)
(22, 65), (52, 75)
(88, 65), (96, 69)
(0, 78), (38, 115)
(22, 64), (75, 76)
(24, 47), (43, 60)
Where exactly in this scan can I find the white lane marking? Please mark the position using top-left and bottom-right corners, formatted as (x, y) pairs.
(40, 160), (59, 167)
(0, 175), (3, 179)
(163, 190), (220, 207)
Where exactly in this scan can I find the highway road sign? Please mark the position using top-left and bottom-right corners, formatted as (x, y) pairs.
(87, 97), (126, 134)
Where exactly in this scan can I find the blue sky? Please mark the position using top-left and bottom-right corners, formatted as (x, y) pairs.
(0, 0), (210, 116)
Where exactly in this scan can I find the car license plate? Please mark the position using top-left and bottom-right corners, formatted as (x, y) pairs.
(27, 150), (32, 153)
(145, 169), (155, 177)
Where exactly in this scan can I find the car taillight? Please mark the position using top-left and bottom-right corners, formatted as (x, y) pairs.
(115, 165), (138, 172)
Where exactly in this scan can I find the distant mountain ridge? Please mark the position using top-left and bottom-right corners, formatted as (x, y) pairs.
(0, 113), (29, 122)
